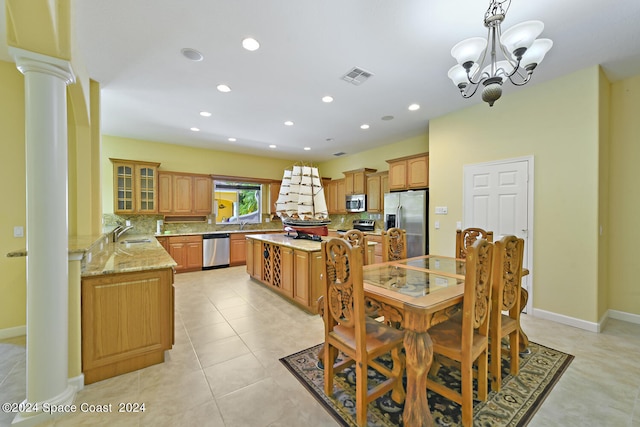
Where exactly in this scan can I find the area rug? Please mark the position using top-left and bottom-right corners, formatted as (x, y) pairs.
(280, 341), (573, 426)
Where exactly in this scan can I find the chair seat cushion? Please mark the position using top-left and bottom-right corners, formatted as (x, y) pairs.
(332, 318), (404, 352)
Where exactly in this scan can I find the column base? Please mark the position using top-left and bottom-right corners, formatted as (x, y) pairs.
(11, 384), (76, 426)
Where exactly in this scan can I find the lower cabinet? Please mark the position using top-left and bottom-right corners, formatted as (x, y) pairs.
(82, 267), (174, 384)
(367, 234), (383, 264)
(246, 239), (323, 313)
(167, 235), (202, 273)
(230, 234), (247, 266)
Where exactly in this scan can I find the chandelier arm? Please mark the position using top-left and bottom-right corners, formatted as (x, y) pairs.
(460, 81), (483, 99)
(466, 26), (493, 85)
(508, 71), (533, 86)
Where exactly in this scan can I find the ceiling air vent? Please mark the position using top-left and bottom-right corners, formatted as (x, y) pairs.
(341, 67), (374, 85)
(333, 152), (347, 157)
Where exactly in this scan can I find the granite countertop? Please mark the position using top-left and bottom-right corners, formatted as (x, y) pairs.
(82, 235), (176, 277)
(153, 228), (284, 237)
(247, 233), (378, 252)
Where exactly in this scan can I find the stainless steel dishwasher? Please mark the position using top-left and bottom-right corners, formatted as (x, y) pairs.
(202, 233), (230, 270)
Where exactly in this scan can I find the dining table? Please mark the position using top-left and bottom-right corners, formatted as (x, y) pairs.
(361, 254), (530, 427)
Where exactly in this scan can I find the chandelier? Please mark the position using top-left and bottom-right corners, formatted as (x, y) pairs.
(447, 0), (552, 106)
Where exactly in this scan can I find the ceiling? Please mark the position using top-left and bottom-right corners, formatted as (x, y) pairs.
(6, 1), (640, 161)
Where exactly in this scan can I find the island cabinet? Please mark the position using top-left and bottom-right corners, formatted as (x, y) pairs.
(387, 152), (429, 190)
(82, 267), (174, 384)
(366, 233), (384, 264)
(246, 234), (323, 313)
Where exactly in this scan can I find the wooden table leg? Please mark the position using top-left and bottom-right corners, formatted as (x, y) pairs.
(402, 313), (434, 427)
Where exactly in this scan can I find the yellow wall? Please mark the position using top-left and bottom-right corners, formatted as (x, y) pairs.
(0, 61), (27, 333)
(609, 74), (640, 315)
(101, 135), (293, 214)
(318, 134), (428, 179)
(429, 67), (601, 322)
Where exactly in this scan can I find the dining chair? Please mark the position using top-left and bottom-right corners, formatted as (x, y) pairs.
(426, 238), (494, 427)
(343, 229), (369, 265)
(490, 235), (525, 392)
(381, 227), (407, 262)
(321, 238), (406, 426)
(455, 227), (494, 259)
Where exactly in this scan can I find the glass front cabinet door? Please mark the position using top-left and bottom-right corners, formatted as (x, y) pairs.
(111, 159), (160, 214)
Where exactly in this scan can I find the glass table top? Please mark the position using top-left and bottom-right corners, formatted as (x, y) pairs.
(395, 255), (466, 277)
(362, 264), (463, 298)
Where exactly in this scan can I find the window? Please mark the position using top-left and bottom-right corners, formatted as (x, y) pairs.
(214, 181), (262, 224)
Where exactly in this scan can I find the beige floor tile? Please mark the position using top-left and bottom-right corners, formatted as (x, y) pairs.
(2, 265), (639, 427)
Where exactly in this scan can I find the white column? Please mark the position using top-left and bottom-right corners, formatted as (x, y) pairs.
(10, 48), (76, 426)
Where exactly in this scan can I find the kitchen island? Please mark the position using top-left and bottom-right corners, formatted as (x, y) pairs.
(245, 234), (376, 313)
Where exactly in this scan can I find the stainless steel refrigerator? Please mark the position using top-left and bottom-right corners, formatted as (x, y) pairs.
(383, 190), (428, 257)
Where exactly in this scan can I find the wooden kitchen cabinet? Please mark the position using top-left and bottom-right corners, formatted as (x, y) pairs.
(326, 179), (346, 214)
(366, 171), (389, 213)
(246, 236), (323, 313)
(336, 179), (346, 213)
(81, 267), (174, 384)
(344, 168), (377, 195)
(366, 234), (384, 264)
(387, 153), (429, 190)
(167, 235), (203, 272)
(111, 158), (160, 214)
(156, 236), (170, 252)
(230, 233), (247, 266)
(268, 180), (281, 217)
(158, 172), (212, 216)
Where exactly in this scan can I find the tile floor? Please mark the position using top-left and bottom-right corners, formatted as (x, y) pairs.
(1, 266), (639, 426)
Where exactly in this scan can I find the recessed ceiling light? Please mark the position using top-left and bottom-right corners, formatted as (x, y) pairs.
(190, 127), (200, 132)
(269, 144), (277, 149)
(181, 48), (203, 61)
(322, 96), (334, 103)
(304, 147), (311, 151)
(228, 137), (237, 142)
(242, 38), (260, 51)
(360, 124), (370, 130)
(217, 84), (231, 93)
(284, 121), (294, 126)
(408, 103), (421, 111)
(200, 111), (212, 117)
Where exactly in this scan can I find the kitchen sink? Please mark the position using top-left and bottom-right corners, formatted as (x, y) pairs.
(120, 238), (151, 244)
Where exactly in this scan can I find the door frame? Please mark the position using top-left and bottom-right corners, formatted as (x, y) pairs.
(463, 155), (534, 314)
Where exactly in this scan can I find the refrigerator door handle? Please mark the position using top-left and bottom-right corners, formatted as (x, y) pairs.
(396, 205), (402, 228)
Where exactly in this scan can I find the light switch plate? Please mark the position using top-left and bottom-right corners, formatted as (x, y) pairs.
(434, 221), (440, 229)
(13, 226), (24, 238)
(435, 206), (448, 215)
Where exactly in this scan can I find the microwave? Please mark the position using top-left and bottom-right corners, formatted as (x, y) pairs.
(346, 194), (366, 212)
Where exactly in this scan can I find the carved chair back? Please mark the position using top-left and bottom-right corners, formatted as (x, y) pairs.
(456, 227), (494, 259)
(381, 227), (407, 262)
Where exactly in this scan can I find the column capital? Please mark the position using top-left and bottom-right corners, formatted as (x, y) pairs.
(9, 47), (75, 85)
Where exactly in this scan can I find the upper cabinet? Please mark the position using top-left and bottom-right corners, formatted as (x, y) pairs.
(325, 178), (346, 214)
(386, 153), (429, 191)
(158, 171), (212, 216)
(343, 168), (377, 195)
(366, 171), (389, 213)
(111, 158), (160, 214)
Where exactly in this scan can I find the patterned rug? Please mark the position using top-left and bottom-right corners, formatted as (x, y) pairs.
(280, 341), (573, 426)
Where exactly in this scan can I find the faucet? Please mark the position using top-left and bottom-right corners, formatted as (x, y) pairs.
(240, 220), (248, 230)
(114, 225), (134, 242)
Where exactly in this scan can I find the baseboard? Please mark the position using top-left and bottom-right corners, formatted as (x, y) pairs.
(531, 308), (600, 333)
(0, 325), (26, 340)
(68, 374), (85, 392)
(607, 309), (640, 325)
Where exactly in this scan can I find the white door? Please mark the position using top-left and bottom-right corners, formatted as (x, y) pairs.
(463, 157), (533, 313)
